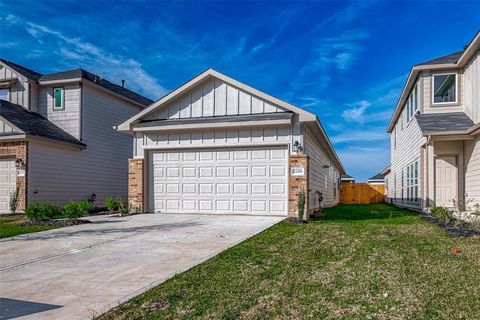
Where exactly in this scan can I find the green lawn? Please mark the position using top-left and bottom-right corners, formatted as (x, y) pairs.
(100, 204), (480, 320)
(0, 214), (60, 238)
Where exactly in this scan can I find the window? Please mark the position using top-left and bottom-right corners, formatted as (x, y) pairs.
(0, 88), (9, 101)
(432, 73), (457, 104)
(393, 127), (397, 150)
(406, 84), (419, 123)
(53, 87), (64, 110)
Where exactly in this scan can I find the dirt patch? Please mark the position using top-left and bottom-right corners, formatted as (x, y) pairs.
(19, 219), (92, 227)
(420, 213), (480, 237)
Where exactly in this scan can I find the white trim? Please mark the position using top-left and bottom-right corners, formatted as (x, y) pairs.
(431, 72), (458, 106)
(0, 115), (24, 133)
(117, 68), (316, 131)
(133, 118), (291, 132)
(38, 78), (82, 85)
(0, 134), (26, 141)
(140, 141), (289, 152)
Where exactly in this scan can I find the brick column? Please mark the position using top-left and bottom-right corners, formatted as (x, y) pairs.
(0, 141), (28, 212)
(288, 154), (309, 219)
(128, 158), (144, 213)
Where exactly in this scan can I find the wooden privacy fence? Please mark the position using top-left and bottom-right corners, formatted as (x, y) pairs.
(340, 182), (385, 204)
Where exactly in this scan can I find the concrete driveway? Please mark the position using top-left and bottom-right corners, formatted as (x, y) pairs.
(0, 213), (283, 319)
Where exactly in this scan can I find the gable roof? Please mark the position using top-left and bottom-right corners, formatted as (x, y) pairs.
(415, 51), (464, 66)
(416, 112), (474, 134)
(0, 59), (152, 107)
(341, 174), (355, 181)
(0, 99), (86, 148)
(117, 68), (317, 131)
(387, 31), (480, 133)
(368, 173), (384, 181)
(0, 59), (42, 81)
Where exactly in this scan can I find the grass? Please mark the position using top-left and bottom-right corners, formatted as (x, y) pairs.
(0, 214), (60, 238)
(100, 204), (480, 320)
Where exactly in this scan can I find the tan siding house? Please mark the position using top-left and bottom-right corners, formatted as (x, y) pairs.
(119, 69), (344, 217)
(0, 59), (151, 213)
(386, 32), (480, 210)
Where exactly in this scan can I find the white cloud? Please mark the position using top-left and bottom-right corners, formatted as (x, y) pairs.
(331, 127), (388, 144)
(6, 14), (166, 98)
(341, 100), (371, 123)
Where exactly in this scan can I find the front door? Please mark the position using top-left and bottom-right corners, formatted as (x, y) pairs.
(435, 155), (458, 207)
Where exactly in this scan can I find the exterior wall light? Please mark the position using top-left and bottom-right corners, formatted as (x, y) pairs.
(293, 140), (304, 154)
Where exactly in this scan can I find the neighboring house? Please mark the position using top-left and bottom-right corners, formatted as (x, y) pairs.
(367, 173), (385, 185)
(117, 69), (344, 217)
(341, 174), (355, 183)
(386, 31), (480, 210)
(0, 59), (152, 213)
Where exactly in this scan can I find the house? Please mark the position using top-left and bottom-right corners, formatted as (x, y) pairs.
(367, 173), (385, 185)
(341, 174), (355, 183)
(117, 69), (344, 217)
(385, 31), (480, 210)
(0, 59), (152, 213)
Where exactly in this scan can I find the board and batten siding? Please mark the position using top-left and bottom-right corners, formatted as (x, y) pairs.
(0, 118), (18, 134)
(463, 49), (480, 123)
(465, 135), (480, 204)
(305, 128), (339, 209)
(38, 84), (81, 140)
(0, 64), (30, 109)
(145, 78), (286, 121)
(28, 84), (142, 204)
(390, 114), (425, 208)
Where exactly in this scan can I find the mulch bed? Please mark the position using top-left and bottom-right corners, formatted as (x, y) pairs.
(420, 213), (480, 237)
(285, 217), (308, 224)
(19, 219), (92, 227)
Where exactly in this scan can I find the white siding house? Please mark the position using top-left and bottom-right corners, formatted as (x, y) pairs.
(0, 59), (151, 213)
(386, 32), (480, 210)
(119, 69), (344, 218)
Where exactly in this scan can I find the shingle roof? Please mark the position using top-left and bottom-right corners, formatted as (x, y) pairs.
(415, 50), (464, 66)
(0, 59), (153, 106)
(0, 99), (86, 147)
(415, 112), (474, 133)
(341, 174), (354, 180)
(40, 69), (153, 106)
(368, 173), (384, 181)
(0, 59), (42, 80)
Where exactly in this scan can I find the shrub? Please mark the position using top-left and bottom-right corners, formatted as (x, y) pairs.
(297, 187), (305, 220)
(25, 202), (62, 221)
(25, 203), (42, 221)
(430, 205), (453, 222)
(104, 197), (118, 212)
(118, 198), (129, 216)
(63, 200), (92, 220)
(9, 187), (20, 213)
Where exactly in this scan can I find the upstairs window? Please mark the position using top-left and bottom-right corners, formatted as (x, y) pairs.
(406, 84), (419, 122)
(0, 88), (9, 101)
(432, 73), (457, 104)
(53, 87), (64, 110)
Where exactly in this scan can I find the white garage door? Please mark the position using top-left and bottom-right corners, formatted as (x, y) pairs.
(0, 158), (17, 214)
(150, 146), (288, 215)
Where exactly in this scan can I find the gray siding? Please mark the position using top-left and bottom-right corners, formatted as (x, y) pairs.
(28, 84), (142, 205)
(0, 64), (30, 108)
(38, 84), (81, 139)
(305, 128), (340, 209)
(464, 50), (480, 123)
(0, 118), (18, 134)
(465, 135), (480, 204)
(146, 78), (285, 121)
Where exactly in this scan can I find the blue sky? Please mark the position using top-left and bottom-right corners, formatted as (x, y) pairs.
(1, 1), (479, 180)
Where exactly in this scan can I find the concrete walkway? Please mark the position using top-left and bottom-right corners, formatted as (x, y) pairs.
(0, 213), (283, 319)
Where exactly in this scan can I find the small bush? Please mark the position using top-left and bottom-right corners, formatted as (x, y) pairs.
(430, 205), (453, 222)
(104, 197), (118, 211)
(9, 187), (20, 213)
(118, 198), (129, 216)
(25, 202), (62, 221)
(297, 187), (305, 220)
(63, 200), (92, 220)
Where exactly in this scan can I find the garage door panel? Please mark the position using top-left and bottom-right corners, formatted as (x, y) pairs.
(151, 147), (287, 215)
